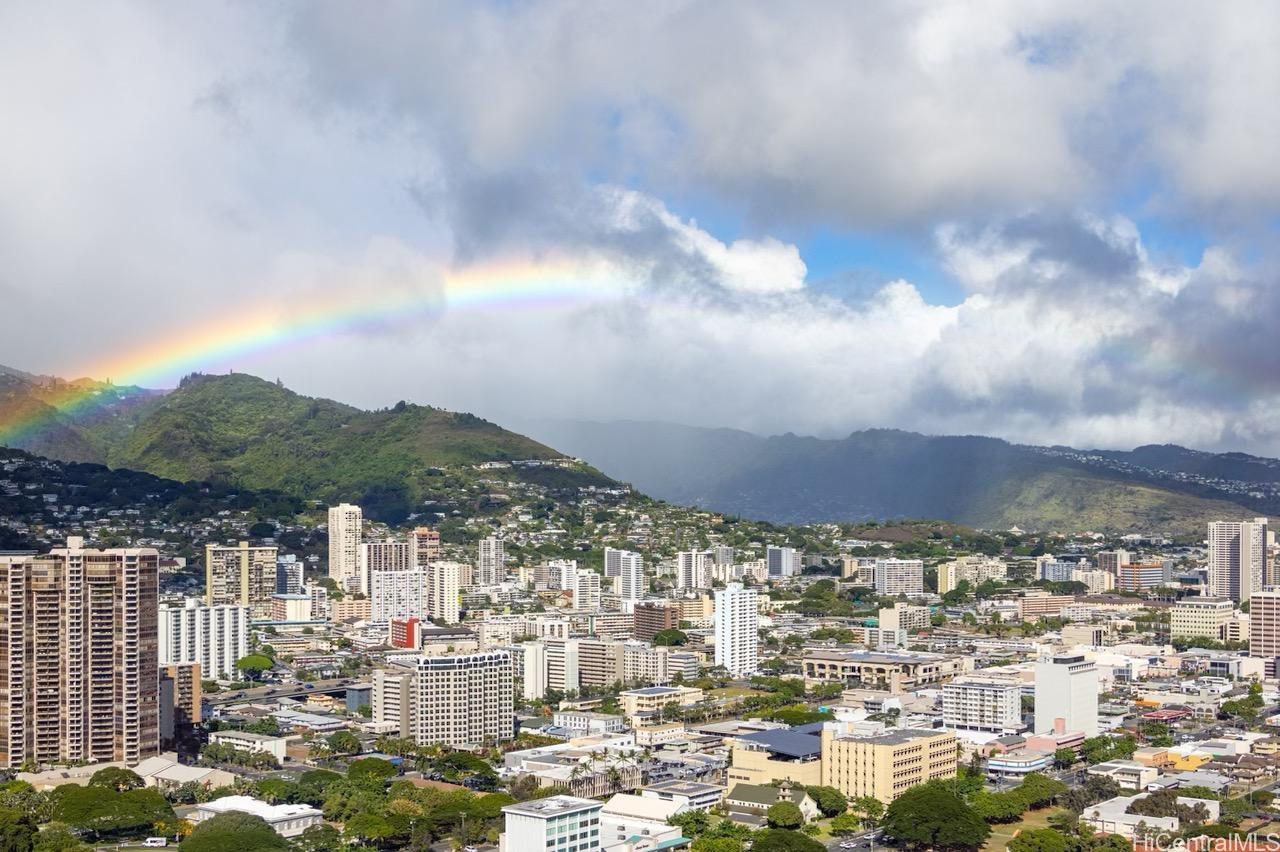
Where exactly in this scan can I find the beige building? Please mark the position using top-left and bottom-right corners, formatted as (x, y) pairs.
(0, 538), (160, 769)
(801, 650), (972, 691)
(937, 556), (1007, 595)
(331, 597), (372, 622)
(879, 602), (930, 634)
(619, 685), (703, 722)
(728, 739), (823, 788)
(411, 527), (442, 564)
(821, 725), (958, 804)
(205, 541), (278, 617)
(327, 503), (363, 589)
(1170, 597), (1236, 641)
(1072, 568), (1116, 595)
(372, 651), (514, 746)
(1018, 593), (1076, 620)
(1250, 589), (1280, 674)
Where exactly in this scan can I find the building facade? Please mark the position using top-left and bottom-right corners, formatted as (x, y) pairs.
(327, 503), (363, 589)
(477, 536), (505, 586)
(373, 652), (514, 746)
(1034, 653), (1099, 736)
(159, 598), (250, 680)
(714, 582), (759, 677)
(942, 676), (1022, 733)
(1171, 598), (1236, 641)
(205, 541), (278, 617)
(874, 559), (924, 597)
(1209, 519), (1269, 602)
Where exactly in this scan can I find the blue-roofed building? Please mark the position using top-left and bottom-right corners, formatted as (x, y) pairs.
(727, 724), (824, 787)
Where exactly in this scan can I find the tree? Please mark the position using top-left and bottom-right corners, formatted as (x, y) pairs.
(235, 654), (274, 681)
(830, 813), (862, 835)
(805, 785), (848, 818)
(1054, 748), (1077, 769)
(88, 767), (144, 792)
(883, 782), (991, 851)
(0, 807), (36, 852)
(290, 824), (342, 852)
(1007, 828), (1071, 852)
(33, 822), (90, 852)
(853, 795), (885, 826)
(343, 812), (395, 847)
(766, 800), (804, 829)
(751, 829), (826, 852)
(652, 629), (688, 646)
(181, 812), (287, 852)
(347, 757), (397, 785)
(669, 809), (711, 837)
(325, 730), (361, 756)
(691, 838), (743, 852)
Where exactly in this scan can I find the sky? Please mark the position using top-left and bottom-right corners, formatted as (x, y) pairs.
(3, 2), (1280, 453)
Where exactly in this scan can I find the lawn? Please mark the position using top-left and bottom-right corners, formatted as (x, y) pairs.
(983, 808), (1064, 852)
(710, 686), (769, 699)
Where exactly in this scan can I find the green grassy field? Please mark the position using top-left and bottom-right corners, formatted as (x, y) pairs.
(983, 808), (1063, 852)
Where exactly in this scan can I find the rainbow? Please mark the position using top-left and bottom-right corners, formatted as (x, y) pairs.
(0, 257), (622, 447)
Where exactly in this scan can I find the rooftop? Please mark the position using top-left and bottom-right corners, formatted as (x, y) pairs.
(503, 795), (602, 818)
(199, 796), (320, 822)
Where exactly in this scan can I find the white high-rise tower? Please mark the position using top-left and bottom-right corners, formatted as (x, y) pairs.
(714, 582), (759, 677)
(1208, 518), (1268, 602)
(327, 503), (363, 588)
(477, 536), (505, 586)
(616, 550), (645, 601)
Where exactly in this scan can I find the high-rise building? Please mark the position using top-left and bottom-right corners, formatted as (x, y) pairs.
(820, 725), (958, 804)
(477, 536), (505, 586)
(766, 546), (800, 579)
(633, 602), (681, 641)
(359, 538), (414, 595)
(0, 538), (159, 769)
(1171, 597), (1235, 641)
(159, 662), (202, 746)
(676, 551), (712, 589)
(1034, 654), (1098, 736)
(1249, 589), (1280, 675)
(426, 561), (461, 624)
(371, 568), (427, 623)
(879, 602), (930, 634)
(615, 550), (645, 602)
(411, 527), (442, 566)
(159, 599), (250, 680)
(205, 541), (278, 618)
(714, 582), (758, 677)
(276, 555), (304, 595)
(1072, 567), (1115, 595)
(499, 797), (603, 852)
(942, 676), (1022, 733)
(372, 652), (514, 746)
(1096, 550), (1131, 574)
(603, 547), (626, 578)
(1116, 560), (1174, 592)
(1039, 560), (1079, 583)
(1209, 519), (1269, 602)
(573, 572), (602, 611)
(874, 559), (924, 597)
(713, 545), (735, 567)
(327, 503), (363, 589)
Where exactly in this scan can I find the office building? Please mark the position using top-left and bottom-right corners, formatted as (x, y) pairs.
(634, 602), (681, 641)
(411, 527), (442, 566)
(477, 536), (505, 585)
(821, 725), (959, 804)
(1034, 654), (1099, 736)
(766, 546), (801, 579)
(1249, 589), (1280, 675)
(359, 538), (414, 595)
(205, 541), (278, 618)
(372, 652), (514, 746)
(371, 568), (426, 623)
(499, 796), (603, 852)
(1209, 519), (1269, 602)
(937, 556), (1007, 594)
(1171, 598), (1236, 641)
(614, 550), (645, 602)
(874, 559), (924, 597)
(942, 676), (1022, 733)
(714, 582), (758, 677)
(159, 599), (250, 680)
(576, 638), (626, 688)
(327, 503), (363, 589)
(0, 538), (159, 769)
(1117, 560), (1173, 592)
(426, 560), (461, 624)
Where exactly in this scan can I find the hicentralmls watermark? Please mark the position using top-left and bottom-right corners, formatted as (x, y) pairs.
(1139, 834), (1280, 851)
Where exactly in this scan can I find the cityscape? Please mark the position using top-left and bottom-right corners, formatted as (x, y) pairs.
(4, 4), (1280, 852)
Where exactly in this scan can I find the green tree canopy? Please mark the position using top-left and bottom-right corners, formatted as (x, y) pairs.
(751, 829), (826, 852)
(0, 807), (36, 852)
(883, 782), (991, 851)
(652, 629), (688, 646)
(1007, 828), (1072, 852)
(347, 757), (398, 785)
(87, 767), (144, 793)
(766, 800), (805, 829)
(181, 812), (288, 852)
(235, 654), (274, 680)
(804, 785), (848, 818)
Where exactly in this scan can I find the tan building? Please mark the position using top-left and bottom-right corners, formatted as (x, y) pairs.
(1062, 624), (1107, 645)
(619, 685), (703, 723)
(372, 651), (514, 746)
(801, 650), (972, 691)
(0, 538), (160, 769)
(879, 602), (930, 634)
(937, 556), (1007, 595)
(821, 725), (958, 804)
(633, 602), (681, 641)
(1018, 593), (1076, 620)
(331, 597), (372, 622)
(1250, 589), (1280, 675)
(411, 527), (442, 565)
(1170, 597), (1235, 641)
(577, 638), (626, 688)
(205, 541), (278, 618)
(728, 738), (823, 788)
(160, 662), (202, 745)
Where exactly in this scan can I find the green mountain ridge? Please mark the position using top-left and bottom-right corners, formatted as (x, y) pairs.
(0, 368), (610, 521)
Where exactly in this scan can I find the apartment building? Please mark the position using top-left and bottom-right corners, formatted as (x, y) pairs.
(411, 527), (442, 565)
(715, 582), (759, 677)
(205, 541), (278, 617)
(159, 662), (202, 744)
(1249, 589), (1280, 676)
(577, 638), (626, 689)
(676, 550), (714, 590)
(0, 538), (159, 769)
(1171, 597), (1236, 641)
(331, 597), (372, 622)
(1040, 560), (1079, 583)
(327, 503), (363, 589)
(767, 546), (801, 579)
(622, 643), (699, 685)
(1117, 560), (1173, 592)
(159, 598), (250, 679)
(613, 550), (645, 601)
(874, 559), (924, 597)
(371, 568), (426, 623)
(359, 538), (414, 595)
(426, 561), (461, 624)
(942, 676), (1023, 734)
(1018, 593), (1076, 620)
(937, 556), (1007, 594)
(572, 572), (602, 611)
(821, 726), (959, 804)
(633, 602), (680, 641)
(477, 536), (505, 586)
(879, 602), (930, 634)
(509, 641), (549, 701)
(1097, 550), (1131, 574)
(1209, 519), (1269, 602)
(619, 685), (702, 723)
(372, 652), (514, 746)
(1073, 568), (1116, 595)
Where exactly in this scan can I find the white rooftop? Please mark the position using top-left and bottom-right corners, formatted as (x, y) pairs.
(199, 796), (320, 822)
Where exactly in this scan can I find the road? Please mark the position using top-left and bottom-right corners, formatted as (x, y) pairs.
(203, 677), (354, 706)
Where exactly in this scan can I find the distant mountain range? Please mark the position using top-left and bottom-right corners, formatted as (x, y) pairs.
(516, 419), (1273, 533)
(2, 361), (1270, 533)
(0, 366), (609, 520)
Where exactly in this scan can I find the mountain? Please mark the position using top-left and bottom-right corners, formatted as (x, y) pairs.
(0, 367), (610, 520)
(518, 419), (1266, 533)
